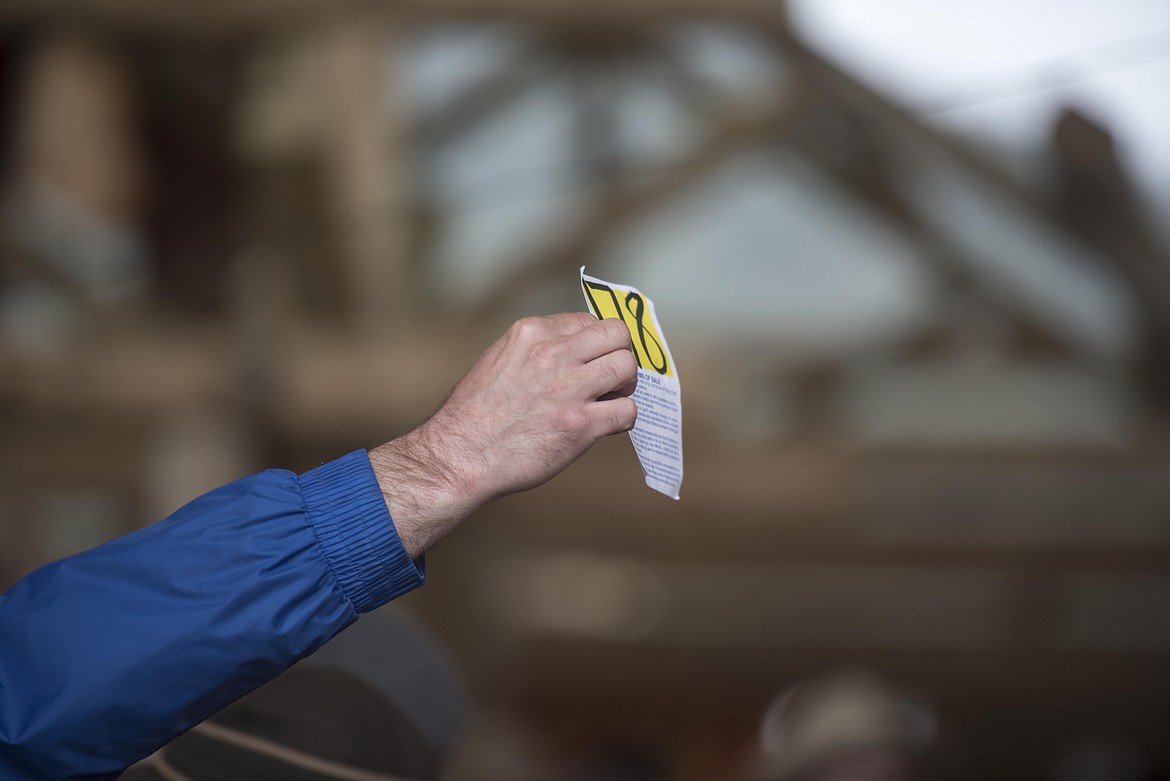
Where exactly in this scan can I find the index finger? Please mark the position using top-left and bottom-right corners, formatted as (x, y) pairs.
(567, 317), (635, 363)
(540, 311), (600, 337)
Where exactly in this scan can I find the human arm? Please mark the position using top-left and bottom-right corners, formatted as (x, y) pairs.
(0, 453), (420, 781)
(0, 313), (637, 780)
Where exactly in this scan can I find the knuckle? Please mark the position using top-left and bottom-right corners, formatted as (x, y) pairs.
(619, 349), (639, 380)
(529, 338), (556, 366)
(608, 353), (636, 387)
(510, 316), (543, 342)
(556, 405), (588, 434)
(605, 361), (623, 387)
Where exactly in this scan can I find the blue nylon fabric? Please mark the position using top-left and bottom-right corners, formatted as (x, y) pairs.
(0, 450), (423, 781)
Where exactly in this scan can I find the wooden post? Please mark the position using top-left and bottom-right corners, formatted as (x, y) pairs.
(317, 13), (412, 333)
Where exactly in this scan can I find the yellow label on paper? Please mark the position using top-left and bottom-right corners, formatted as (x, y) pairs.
(580, 276), (675, 379)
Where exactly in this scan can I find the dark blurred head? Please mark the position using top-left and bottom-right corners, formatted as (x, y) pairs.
(141, 665), (440, 781)
(757, 671), (935, 781)
(125, 609), (465, 781)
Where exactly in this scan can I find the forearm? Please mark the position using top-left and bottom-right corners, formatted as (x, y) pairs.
(0, 451), (422, 780)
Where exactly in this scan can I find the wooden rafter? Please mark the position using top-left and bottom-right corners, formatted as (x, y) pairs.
(0, 0), (784, 37)
(467, 96), (812, 323)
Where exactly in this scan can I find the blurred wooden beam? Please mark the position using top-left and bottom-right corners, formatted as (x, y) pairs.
(469, 97), (811, 323)
(766, 21), (1055, 216)
(1050, 108), (1170, 408)
(409, 0), (781, 23)
(317, 15), (413, 331)
(0, 0), (784, 36)
(787, 117), (1087, 362)
(0, 325), (469, 433)
(760, 25), (1133, 366)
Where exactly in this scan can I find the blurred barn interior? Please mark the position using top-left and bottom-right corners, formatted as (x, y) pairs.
(2, 2), (1170, 779)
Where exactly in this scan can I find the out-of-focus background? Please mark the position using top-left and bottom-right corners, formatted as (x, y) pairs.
(3, 1), (1170, 779)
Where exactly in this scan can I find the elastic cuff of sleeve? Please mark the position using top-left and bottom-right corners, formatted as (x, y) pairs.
(299, 450), (426, 613)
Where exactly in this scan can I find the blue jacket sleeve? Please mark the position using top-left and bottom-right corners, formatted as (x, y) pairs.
(0, 450), (424, 781)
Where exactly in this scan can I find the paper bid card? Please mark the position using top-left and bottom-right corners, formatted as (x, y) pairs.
(580, 267), (682, 499)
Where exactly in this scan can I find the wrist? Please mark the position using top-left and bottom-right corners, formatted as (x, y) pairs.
(368, 423), (483, 558)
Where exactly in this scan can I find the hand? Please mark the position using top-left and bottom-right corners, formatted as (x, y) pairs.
(369, 313), (638, 557)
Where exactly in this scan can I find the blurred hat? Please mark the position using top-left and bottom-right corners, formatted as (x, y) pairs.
(757, 671), (935, 781)
(308, 607), (467, 759)
(125, 608), (466, 781)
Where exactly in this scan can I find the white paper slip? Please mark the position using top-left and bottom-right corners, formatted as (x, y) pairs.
(580, 267), (682, 500)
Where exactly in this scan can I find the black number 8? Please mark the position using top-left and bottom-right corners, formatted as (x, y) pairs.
(624, 293), (668, 375)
